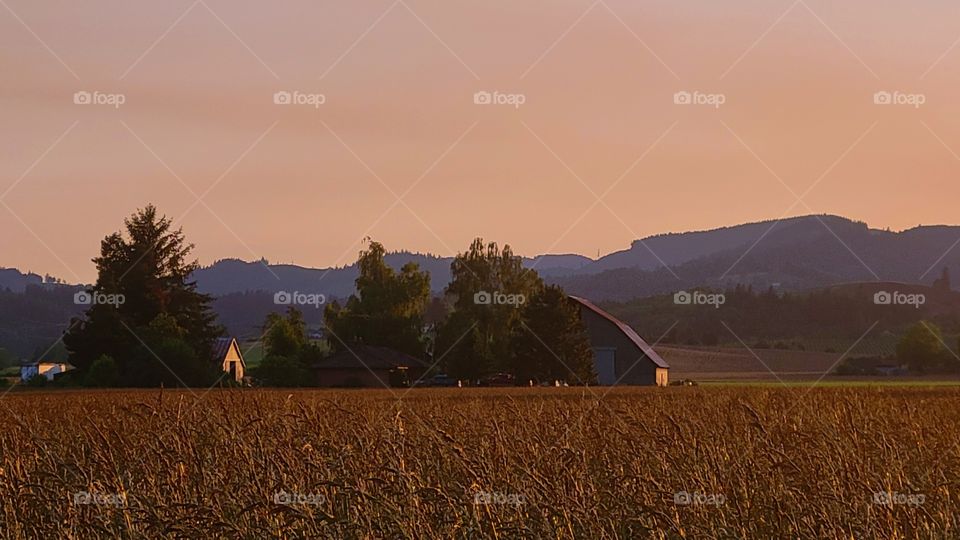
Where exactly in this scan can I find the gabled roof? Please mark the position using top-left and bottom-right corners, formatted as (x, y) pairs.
(211, 337), (245, 367)
(569, 296), (669, 369)
(315, 345), (426, 370)
(20, 360), (72, 367)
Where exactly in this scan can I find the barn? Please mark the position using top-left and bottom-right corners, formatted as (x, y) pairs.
(570, 296), (669, 386)
(211, 337), (246, 383)
(313, 345), (427, 388)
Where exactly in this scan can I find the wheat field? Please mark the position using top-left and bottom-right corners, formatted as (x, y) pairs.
(1, 387), (958, 539)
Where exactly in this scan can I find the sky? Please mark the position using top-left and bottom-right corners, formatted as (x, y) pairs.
(2, 0), (960, 283)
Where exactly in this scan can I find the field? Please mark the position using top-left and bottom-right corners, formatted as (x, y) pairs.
(2, 387), (960, 538)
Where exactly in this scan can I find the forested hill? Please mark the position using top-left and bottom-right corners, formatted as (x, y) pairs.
(552, 216), (960, 300)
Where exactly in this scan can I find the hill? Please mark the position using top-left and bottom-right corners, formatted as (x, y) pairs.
(553, 216), (960, 300)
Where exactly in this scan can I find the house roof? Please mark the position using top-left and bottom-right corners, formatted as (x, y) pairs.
(315, 345), (427, 370)
(20, 361), (71, 368)
(211, 337), (244, 367)
(569, 295), (670, 369)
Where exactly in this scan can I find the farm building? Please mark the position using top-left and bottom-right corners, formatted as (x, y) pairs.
(313, 345), (427, 388)
(211, 337), (246, 382)
(20, 361), (73, 382)
(570, 296), (669, 386)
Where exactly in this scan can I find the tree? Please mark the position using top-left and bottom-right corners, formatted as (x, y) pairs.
(63, 205), (223, 386)
(897, 321), (945, 373)
(252, 307), (319, 387)
(0, 348), (13, 369)
(324, 241), (430, 357)
(254, 355), (311, 387)
(264, 308), (307, 358)
(437, 239), (544, 380)
(84, 355), (120, 387)
(511, 285), (596, 385)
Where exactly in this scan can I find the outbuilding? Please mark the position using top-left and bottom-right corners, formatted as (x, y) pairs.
(211, 337), (246, 383)
(570, 296), (669, 386)
(313, 345), (427, 388)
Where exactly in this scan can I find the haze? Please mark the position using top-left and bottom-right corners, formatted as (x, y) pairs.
(2, 0), (960, 283)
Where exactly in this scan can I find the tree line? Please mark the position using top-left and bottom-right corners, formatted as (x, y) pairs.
(59, 206), (596, 387)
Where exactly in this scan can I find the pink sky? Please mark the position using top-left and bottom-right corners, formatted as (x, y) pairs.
(2, 0), (960, 282)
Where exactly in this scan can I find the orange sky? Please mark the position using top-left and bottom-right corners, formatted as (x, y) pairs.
(2, 0), (960, 282)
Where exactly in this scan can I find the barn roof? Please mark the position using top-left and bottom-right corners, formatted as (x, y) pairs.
(569, 296), (670, 369)
(315, 345), (427, 370)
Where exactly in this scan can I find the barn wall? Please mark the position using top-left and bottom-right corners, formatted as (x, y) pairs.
(577, 307), (659, 385)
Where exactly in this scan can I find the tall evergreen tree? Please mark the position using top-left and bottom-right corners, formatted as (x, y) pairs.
(63, 205), (222, 385)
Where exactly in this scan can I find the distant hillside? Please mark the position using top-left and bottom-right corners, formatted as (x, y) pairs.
(0, 268), (44, 293)
(190, 216), (960, 300)
(553, 216), (960, 300)
(580, 216), (818, 274)
(193, 252), (595, 297)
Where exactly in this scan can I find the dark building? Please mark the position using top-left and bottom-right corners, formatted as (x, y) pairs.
(313, 345), (427, 388)
(570, 296), (669, 386)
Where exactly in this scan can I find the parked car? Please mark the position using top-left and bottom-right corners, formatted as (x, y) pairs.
(428, 373), (459, 387)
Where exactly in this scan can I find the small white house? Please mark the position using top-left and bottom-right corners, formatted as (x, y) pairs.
(211, 337), (246, 382)
(20, 362), (73, 382)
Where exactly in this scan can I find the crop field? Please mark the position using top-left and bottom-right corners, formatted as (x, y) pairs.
(655, 346), (842, 381)
(2, 387), (959, 538)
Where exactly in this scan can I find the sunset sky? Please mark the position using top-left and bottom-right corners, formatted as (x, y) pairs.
(2, 0), (960, 283)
